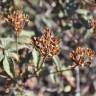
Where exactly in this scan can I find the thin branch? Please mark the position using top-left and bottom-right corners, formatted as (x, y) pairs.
(75, 66), (80, 96)
(16, 36), (18, 55)
(50, 67), (72, 74)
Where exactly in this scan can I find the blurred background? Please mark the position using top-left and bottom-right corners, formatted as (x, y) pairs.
(0, 0), (96, 96)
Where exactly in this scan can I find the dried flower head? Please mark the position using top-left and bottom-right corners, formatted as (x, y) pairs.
(89, 18), (96, 30)
(79, 0), (96, 11)
(32, 27), (60, 57)
(5, 9), (29, 37)
(69, 47), (95, 68)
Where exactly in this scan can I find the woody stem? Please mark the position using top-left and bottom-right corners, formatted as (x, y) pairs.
(75, 66), (80, 96)
(16, 36), (18, 55)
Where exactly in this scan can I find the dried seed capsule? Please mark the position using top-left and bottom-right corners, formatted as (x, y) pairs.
(70, 47), (95, 68)
(32, 27), (60, 57)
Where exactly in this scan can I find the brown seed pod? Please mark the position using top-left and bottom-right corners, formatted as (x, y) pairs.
(5, 9), (29, 37)
(89, 18), (96, 34)
(69, 47), (95, 68)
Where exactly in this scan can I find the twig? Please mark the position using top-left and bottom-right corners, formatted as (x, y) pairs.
(50, 67), (72, 74)
(16, 36), (18, 55)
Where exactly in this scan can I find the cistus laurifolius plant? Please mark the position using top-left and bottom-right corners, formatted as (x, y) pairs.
(32, 27), (60, 73)
(0, 8), (29, 78)
(69, 47), (95, 68)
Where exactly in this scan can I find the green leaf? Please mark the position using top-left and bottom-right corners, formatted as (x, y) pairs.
(32, 48), (45, 74)
(8, 43), (29, 51)
(0, 54), (4, 62)
(0, 50), (4, 62)
(9, 52), (19, 62)
(0, 44), (4, 49)
(37, 56), (44, 71)
(76, 9), (88, 15)
(53, 55), (61, 71)
(19, 30), (35, 37)
(0, 38), (15, 49)
(18, 36), (32, 44)
(42, 16), (55, 27)
(3, 56), (13, 78)
(64, 85), (71, 92)
(49, 67), (58, 83)
(32, 49), (40, 66)
(24, 91), (35, 96)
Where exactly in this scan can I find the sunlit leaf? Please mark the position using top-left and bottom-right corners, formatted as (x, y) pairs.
(64, 85), (71, 92)
(9, 52), (19, 62)
(76, 9), (89, 15)
(0, 38), (15, 49)
(8, 43), (29, 51)
(19, 30), (35, 37)
(3, 56), (13, 78)
(53, 55), (61, 71)
(32, 48), (40, 67)
(0, 54), (4, 62)
(62, 65), (75, 87)
(18, 36), (32, 44)
(49, 67), (57, 83)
